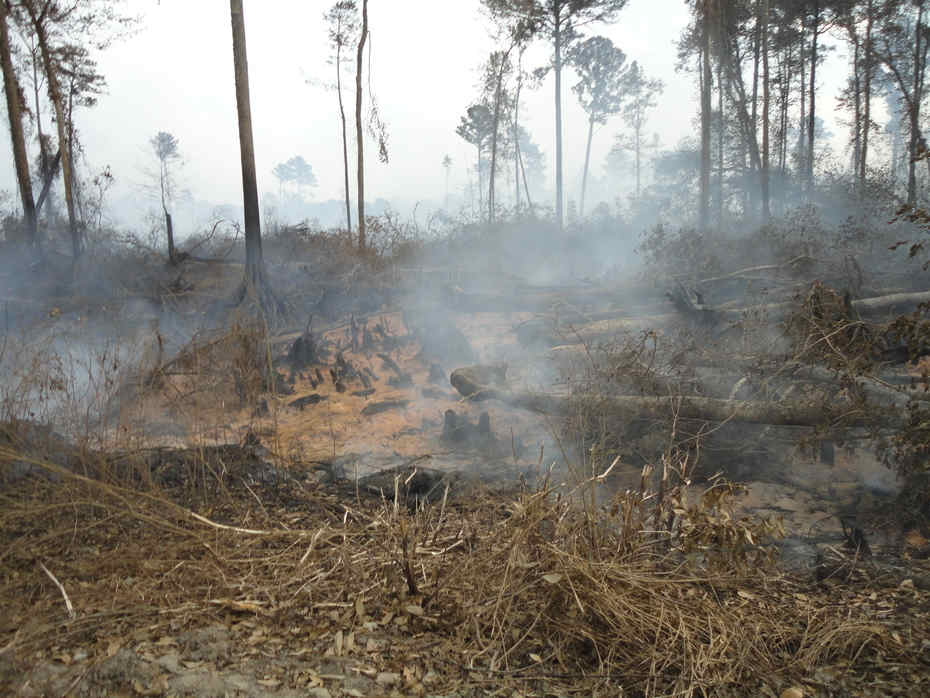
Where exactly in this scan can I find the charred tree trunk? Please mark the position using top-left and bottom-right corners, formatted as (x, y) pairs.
(35, 148), (60, 216)
(164, 208), (176, 265)
(159, 159), (177, 264)
(0, 3), (37, 248)
(355, 0), (368, 249)
(230, 0), (280, 319)
(450, 366), (903, 428)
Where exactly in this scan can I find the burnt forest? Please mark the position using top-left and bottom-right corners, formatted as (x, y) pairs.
(2, 0), (930, 696)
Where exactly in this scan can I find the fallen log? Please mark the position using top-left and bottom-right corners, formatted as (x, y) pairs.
(520, 288), (930, 347)
(450, 366), (905, 428)
(546, 344), (925, 407)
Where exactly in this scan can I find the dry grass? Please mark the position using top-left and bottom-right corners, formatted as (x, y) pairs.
(2, 437), (926, 697)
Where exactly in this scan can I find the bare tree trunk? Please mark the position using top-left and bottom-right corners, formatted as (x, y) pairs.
(553, 1), (564, 229)
(30, 40), (49, 192)
(28, 9), (79, 258)
(514, 50), (523, 212)
(761, 0), (771, 221)
(906, 2), (924, 206)
(798, 41), (806, 176)
(749, 13), (760, 214)
(355, 0), (368, 249)
(159, 161), (177, 264)
(0, 3), (37, 248)
(807, 0), (819, 197)
(518, 139), (533, 213)
(716, 46), (724, 228)
(489, 51), (510, 225)
(700, 0), (712, 233)
(634, 122), (642, 198)
(851, 35), (862, 177)
(229, 0), (264, 287)
(336, 39), (352, 232)
(860, 0), (873, 187)
(575, 113), (595, 218)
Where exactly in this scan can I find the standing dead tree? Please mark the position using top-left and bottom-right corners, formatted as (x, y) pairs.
(150, 131), (180, 264)
(355, 0), (368, 250)
(228, 0), (283, 321)
(325, 0), (358, 234)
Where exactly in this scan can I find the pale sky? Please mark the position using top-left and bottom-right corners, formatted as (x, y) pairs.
(1, 0), (852, 224)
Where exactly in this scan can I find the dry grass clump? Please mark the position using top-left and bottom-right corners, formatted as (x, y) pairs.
(0, 440), (925, 696)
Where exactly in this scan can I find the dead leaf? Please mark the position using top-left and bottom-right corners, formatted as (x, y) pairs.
(542, 573), (563, 584)
(405, 604), (424, 617)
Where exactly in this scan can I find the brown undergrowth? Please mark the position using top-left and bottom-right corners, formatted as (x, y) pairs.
(2, 438), (927, 697)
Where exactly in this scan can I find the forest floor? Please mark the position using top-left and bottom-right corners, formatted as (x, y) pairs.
(2, 235), (930, 696)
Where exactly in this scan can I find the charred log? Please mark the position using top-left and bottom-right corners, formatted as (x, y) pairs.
(449, 366), (904, 428)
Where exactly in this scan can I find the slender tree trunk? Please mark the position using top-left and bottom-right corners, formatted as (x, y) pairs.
(518, 139), (533, 213)
(634, 122), (642, 198)
(798, 41), (806, 173)
(778, 43), (790, 178)
(29, 11), (78, 258)
(807, 0), (819, 196)
(489, 52), (509, 225)
(514, 51), (523, 212)
(906, 3), (924, 206)
(553, 2), (564, 229)
(716, 50), (724, 228)
(700, 0), (712, 233)
(30, 42), (48, 186)
(355, 0), (368, 249)
(761, 0), (771, 221)
(851, 35), (861, 177)
(229, 0), (264, 286)
(158, 160), (177, 263)
(750, 14), (760, 213)
(860, 0), (873, 187)
(336, 39), (352, 232)
(580, 115), (595, 218)
(477, 146), (483, 213)
(0, 3), (37, 247)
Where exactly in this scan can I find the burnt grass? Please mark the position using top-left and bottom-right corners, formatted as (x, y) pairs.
(2, 221), (930, 696)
